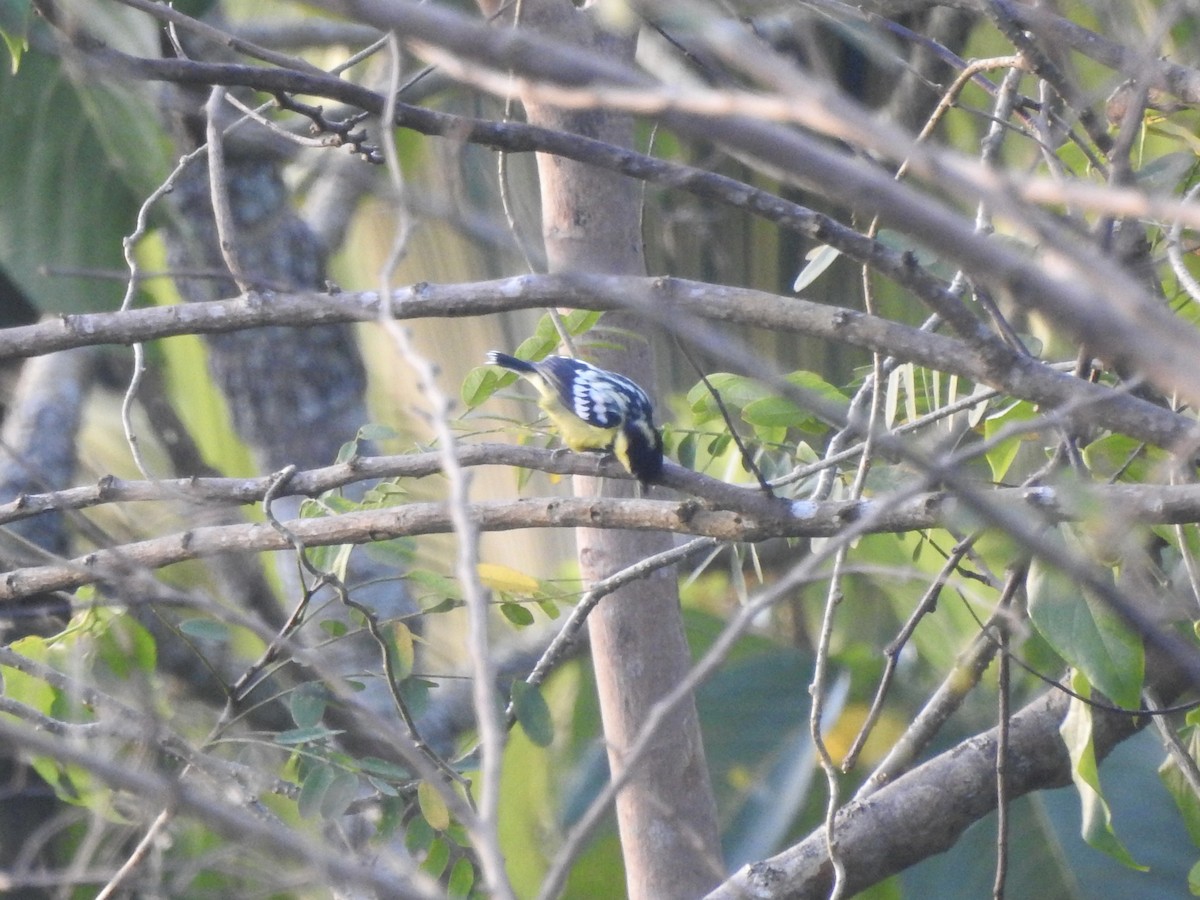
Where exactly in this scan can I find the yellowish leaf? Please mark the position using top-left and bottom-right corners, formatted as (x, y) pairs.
(477, 563), (540, 595)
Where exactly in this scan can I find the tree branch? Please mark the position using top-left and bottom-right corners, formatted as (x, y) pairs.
(3, 276), (1195, 451)
(9, 474), (1200, 602)
(707, 652), (1191, 899)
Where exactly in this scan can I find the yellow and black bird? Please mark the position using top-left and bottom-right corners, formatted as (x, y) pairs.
(486, 351), (664, 485)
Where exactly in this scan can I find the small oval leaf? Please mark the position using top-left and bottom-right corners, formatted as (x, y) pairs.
(298, 765), (336, 819)
(478, 562), (540, 595)
(289, 684), (328, 729)
(511, 680), (554, 747)
(417, 780), (451, 832)
(177, 618), (230, 643)
(499, 602), (536, 627)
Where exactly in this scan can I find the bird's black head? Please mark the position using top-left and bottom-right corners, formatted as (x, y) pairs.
(621, 420), (665, 485)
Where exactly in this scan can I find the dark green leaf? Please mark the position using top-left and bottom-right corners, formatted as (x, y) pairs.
(405, 814), (434, 854)
(677, 432), (697, 470)
(499, 602), (535, 627)
(275, 726), (343, 746)
(298, 765), (336, 819)
(359, 757), (410, 780)
(0, 51), (152, 313)
(420, 597), (462, 615)
(320, 772), (360, 819)
(319, 620), (347, 638)
(1060, 673), (1147, 869)
(1028, 540), (1143, 709)
(511, 680), (554, 747)
(177, 618), (230, 643)
(358, 422), (398, 442)
(364, 538), (416, 567)
(289, 684), (328, 729)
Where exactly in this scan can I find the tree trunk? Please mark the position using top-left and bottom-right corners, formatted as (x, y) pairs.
(514, 3), (723, 896)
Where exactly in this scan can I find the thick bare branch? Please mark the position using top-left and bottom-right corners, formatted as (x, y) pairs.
(9, 476), (1200, 602)
(2, 277), (1193, 450)
(707, 653), (1191, 899)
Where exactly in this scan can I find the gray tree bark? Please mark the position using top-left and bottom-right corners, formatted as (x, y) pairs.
(512, 3), (724, 896)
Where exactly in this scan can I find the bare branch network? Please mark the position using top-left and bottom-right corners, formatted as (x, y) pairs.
(6, 464), (1200, 604)
(9, 0), (1200, 898)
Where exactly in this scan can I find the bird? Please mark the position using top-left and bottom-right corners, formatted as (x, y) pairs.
(485, 351), (664, 485)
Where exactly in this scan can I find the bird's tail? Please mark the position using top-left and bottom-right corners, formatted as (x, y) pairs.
(485, 351), (536, 374)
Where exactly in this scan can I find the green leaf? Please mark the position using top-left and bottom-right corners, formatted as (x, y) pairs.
(96, 615), (157, 679)
(0, 0), (32, 72)
(462, 366), (501, 408)
(122, 617), (157, 674)
(0, 51), (142, 313)
(387, 621), (415, 681)
(983, 400), (1039, 483)
(357, 422), (398, 442)
(320, 772), (360, 819)
(363, 481), (409, 504)
(511, 681), (554, 748)
(289, 684), (328, 729)
(405, 814), (435, 854)
(564, 309), (602, 335)
(677, 432), (697, 470)
(707, 433), (732, 457)
(687, 373), (770, 422)
(298, 764), (336, 819)
(1059, 672), (1147, 870)
(499, 602), (535, 628)
(1027, 533), (1144, 709)
(478, 562), (540, 595)
(364, 537), (416, 567)
(420, 597), (462, 615)
(0, 652), (55, 715)
(359, 757), (410, 780)
(417, 780), (451, 831)
(741, 395), (807, 428)
(177, 618), (230, 644)
(406, 569), (462, 599)
(1160, 728), (1200, 846)
(1082, 433), (1157, 483)
(421, 838), (450, 878)
(448, 857), (476, 898)
(514, 333), (557, 363)
(1190, 858), (1200, 896)
(367, 775), (401, 797)
(319, 620), (347, 638)
(275, 726), (343, 746)
(784, 370), (848, 413)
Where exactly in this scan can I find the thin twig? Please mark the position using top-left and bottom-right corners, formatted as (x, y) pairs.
(376, 34), (513, 900)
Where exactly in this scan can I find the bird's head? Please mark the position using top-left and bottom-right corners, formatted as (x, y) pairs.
(618, 418), (665, 485)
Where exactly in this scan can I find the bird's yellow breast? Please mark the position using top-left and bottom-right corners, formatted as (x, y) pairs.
(539, 396), (620, 452)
